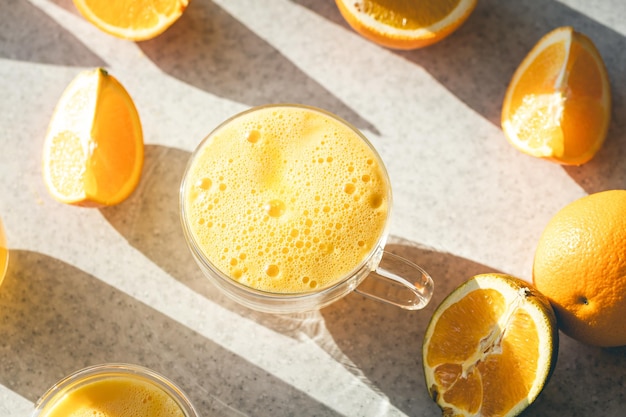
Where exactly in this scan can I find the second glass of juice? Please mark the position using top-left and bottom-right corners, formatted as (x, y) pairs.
(32, 363), (198, 417)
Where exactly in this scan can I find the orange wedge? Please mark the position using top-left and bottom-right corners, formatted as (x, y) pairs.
(502, 26), (611, 165)
(73, 0), (189, 41)
(43, 68), (144, 207)
(334, 0), (477, 50)
(423, 274), (558, 417)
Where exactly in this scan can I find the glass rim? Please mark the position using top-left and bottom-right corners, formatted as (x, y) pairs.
(179, 103), (393, 301)
(33, 363), (198, 417)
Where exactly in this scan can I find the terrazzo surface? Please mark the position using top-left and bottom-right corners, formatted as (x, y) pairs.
(1, 0), (625, 416)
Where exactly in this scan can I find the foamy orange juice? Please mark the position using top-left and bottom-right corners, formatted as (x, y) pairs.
(181, 104), (433, 313)
(33, 364), (197, 417)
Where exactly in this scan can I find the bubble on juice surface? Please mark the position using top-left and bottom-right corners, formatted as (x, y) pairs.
(264, 199), (286, 218)
(184, 106), (389, 293)
(196, 177), (212, 190)
(369, 193), (384, 209)
(265, 264), (280, 277)
(247, 129), (261, 143)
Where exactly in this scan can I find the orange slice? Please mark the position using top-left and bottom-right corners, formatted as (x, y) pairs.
(334, 0), (477, 50)
(73, 0), (189, 41)
(423, 274), (558, 417)
(501, 26), (611, 165)
(43, 68), (144, 207)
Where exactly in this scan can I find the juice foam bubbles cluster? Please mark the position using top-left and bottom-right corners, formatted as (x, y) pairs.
(38, 375), (185, 417)
(184, 106), (390, 293)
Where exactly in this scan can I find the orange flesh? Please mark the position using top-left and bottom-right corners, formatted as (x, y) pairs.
(80, 0), (184, 30)
(508, 42), (566, 113)
(87, 79), (140, 201)
(47, 130), (87, 201)
(44, 69), (143, 207)
(504, 28), (610, 163)
(427, 289), (541, 416)
(559, 39), (606, 158)
(357, 0), (462, 29)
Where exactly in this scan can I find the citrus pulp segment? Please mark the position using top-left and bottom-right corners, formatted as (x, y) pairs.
(43, 68), (144, 207)
(73, 0), (189, 41)
(423, 274), (558, 417)
(334, 0), (477, 50)
(501, 26), (611, 165)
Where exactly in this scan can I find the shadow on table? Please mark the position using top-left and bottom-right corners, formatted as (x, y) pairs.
(0, 249), (338, 417)
(96, 144), (626, 416)
(525, 338), (626, 417)
(42, 0), (377, 134)
(136, 0), (379, 135)
(0, 0), (104, 66)
(294, 0), (626, 193)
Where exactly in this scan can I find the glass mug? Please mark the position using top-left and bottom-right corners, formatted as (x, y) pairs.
(32, 363), (198, 417)
(180, 104), (433, 314)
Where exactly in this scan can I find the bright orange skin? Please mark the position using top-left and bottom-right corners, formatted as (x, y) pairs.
(533, 190), (626, 347)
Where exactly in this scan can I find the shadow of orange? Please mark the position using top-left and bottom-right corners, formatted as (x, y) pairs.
(135, 0), (379, 134)
(1, 0), (104, 66)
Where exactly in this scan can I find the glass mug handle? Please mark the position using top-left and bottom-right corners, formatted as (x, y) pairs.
(354, 251), (434, 310)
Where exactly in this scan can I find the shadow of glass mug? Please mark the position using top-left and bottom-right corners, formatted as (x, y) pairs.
(180, 104), (433, 314)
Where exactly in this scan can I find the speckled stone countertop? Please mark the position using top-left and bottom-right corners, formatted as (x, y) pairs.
(1, 1), (625, 416)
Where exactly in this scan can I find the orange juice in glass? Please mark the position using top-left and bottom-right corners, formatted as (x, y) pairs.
(32, 364), (198, 417)
(180, 104), (433, 313)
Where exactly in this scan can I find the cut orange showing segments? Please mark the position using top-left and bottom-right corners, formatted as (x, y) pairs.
(423, 274), (558, 417)
(43, 68), (144, 207)
(73, 0), (189, 41)
(334, 0), (477, 50)
(502, 26), (611, 165)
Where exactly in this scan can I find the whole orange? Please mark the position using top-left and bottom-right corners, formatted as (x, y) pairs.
(533, 190), (626, 347)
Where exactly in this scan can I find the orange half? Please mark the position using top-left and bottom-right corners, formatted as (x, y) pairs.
(335, 0), (477, 49)
(43, 68), (144, 207)
(73, 0), (189, 41)
(502, 27), (611, 165)
(423, 274), (558, 417)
